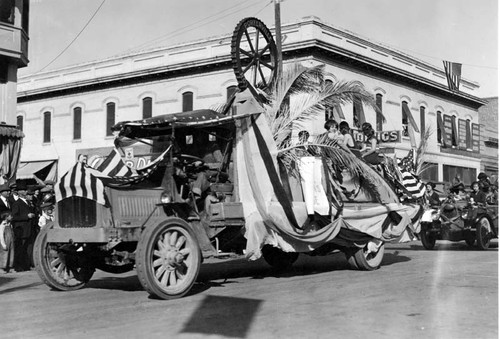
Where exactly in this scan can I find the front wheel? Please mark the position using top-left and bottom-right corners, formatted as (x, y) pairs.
(420, 224), (436, 250)
(34, 224), (93, 291)
(345, 242), (385, 271)
(136, 218), (201, 299)
(476, 217), (492, 250)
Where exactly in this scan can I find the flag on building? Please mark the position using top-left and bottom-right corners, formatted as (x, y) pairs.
(443, 60), (462, 91)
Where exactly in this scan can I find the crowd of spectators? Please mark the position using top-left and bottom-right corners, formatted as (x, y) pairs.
(0, 180), (55, 273)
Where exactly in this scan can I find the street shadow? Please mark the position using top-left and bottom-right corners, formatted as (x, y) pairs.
(86, 274), (143, 292)
(180, 295), (262, 338)
(380, 251), (411, 266)
(388, 241), (499, 252)
(0, 281), (44, 295)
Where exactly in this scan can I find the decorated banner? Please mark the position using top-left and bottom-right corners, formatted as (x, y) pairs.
(471, 123), (480, 153)
(442, 114), (454, 146)
(457, 119), (467, 150)
(352, 129), (401, 144)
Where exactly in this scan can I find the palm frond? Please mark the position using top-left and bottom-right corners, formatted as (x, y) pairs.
(415, 125), (433, 176)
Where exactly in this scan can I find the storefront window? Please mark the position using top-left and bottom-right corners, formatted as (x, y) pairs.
(443, 165), (476, 186)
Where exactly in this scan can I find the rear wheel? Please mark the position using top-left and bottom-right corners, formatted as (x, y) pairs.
(34, 224), (93, 291)
(136, 218), (201, 299)
(476, 217), (492, 250)
(261, 245), (299, 270)
(345, 242), (385, 271)
(420, 224), (436, 250)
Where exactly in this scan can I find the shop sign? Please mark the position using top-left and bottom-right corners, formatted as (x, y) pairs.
(352, 129), (401, 144)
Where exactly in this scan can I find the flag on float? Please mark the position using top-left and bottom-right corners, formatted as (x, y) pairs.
(397, 149), (426, 198)
(443, 60), (462, 91)
(54, 146), (171, 205)
(54, 162), (107, 205)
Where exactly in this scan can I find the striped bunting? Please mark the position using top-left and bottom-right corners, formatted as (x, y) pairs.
(54, 146), (171, 204)
(54, 162), (106, 205)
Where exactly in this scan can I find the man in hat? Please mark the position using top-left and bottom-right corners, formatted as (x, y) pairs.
(0, 183), (11, 214)
(11, 182), (36, 271)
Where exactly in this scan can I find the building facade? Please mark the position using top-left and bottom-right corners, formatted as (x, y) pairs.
(16, 17), (487, 185)
(478, 96), (498, 178)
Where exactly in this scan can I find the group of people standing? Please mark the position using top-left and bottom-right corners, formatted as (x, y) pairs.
(0, 181), (55, 273)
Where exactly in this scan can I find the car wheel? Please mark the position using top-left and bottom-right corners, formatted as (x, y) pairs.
(476, 217), (492, 250)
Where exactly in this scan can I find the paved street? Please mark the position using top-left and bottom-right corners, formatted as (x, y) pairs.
(1, 240), (497, 339)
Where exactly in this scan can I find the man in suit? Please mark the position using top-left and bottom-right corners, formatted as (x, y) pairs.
(12, 182), (36, 272)
(0, 184), (11, 214)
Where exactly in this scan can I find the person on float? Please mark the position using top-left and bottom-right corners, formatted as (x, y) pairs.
(359, 122), (380, 165)
(338, 121), (355, 149)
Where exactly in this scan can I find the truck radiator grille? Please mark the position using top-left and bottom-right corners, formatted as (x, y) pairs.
(58, 197), (97, 228)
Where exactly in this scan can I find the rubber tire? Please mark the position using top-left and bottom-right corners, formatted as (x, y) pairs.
(347, 243), (385, 271)
(420, 225), (436, 250)
(465, 234), (476, 247)
(261, 245), (299, 270)
(476, 217), (492, 250)
(34, 223), (91, 291)
(136, 218), (201, 300)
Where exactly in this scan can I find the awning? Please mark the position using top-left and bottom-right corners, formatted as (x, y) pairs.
(17, 160), (56, 180)
(0, 124), (24, 138)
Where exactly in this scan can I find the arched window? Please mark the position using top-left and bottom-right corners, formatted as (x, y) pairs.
(73, 107), (82, 140)
(142, 97), (152, 119)
(106, 102), (115, 136)
(43, 111), (51, 143)
(375, 94), (383, 131)
(226, 86), (238, 102)
(182, 91), (193, 112)
(437, 111), (443, 144)
(16, 115), (23, 132)
(401, 101), (409, 137)
(420, 106), (426, 137)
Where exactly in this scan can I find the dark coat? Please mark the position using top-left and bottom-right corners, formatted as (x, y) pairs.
(0, 196), (11, 215)
(11, 198), (35, 239)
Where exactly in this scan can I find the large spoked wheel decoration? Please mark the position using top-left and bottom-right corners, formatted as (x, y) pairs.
(231, 17), (278, 91)
(34, 224), (94, 291)
(136, 218), (201, 299)
(346, 242), (385, 271)
(476, 217), (493, 250)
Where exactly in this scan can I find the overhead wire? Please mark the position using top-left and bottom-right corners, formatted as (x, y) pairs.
(36, 0), (107, 73)
(118, 0), (269, 56)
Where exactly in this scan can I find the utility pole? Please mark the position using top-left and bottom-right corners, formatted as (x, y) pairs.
(273, 0), (282, 80)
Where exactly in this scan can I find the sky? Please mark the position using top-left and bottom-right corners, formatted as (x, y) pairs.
(20, 0), (498, 97)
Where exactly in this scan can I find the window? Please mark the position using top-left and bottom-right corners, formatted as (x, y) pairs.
(106, 103), (115, 136)
(182, 92), (193, 112)
(226, 86), (238, 102)
(450, 115), (458, 146)
(0, 0), (15, 24)
(375, 94), (383, 131)
(43, 111), (51, 143)
(142, 97), (152, 119)
(73, 107), (82, 140)
(352, 95), (364, 128)
(466, 119), (472, 149)
(401, 101), (409, 137)
(16, 115), (23, 132)
(437, 111), (443, 144)
(420, 162), (438, 182)
(443, 165), (477, 186)
(420, 106), (426, 137)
